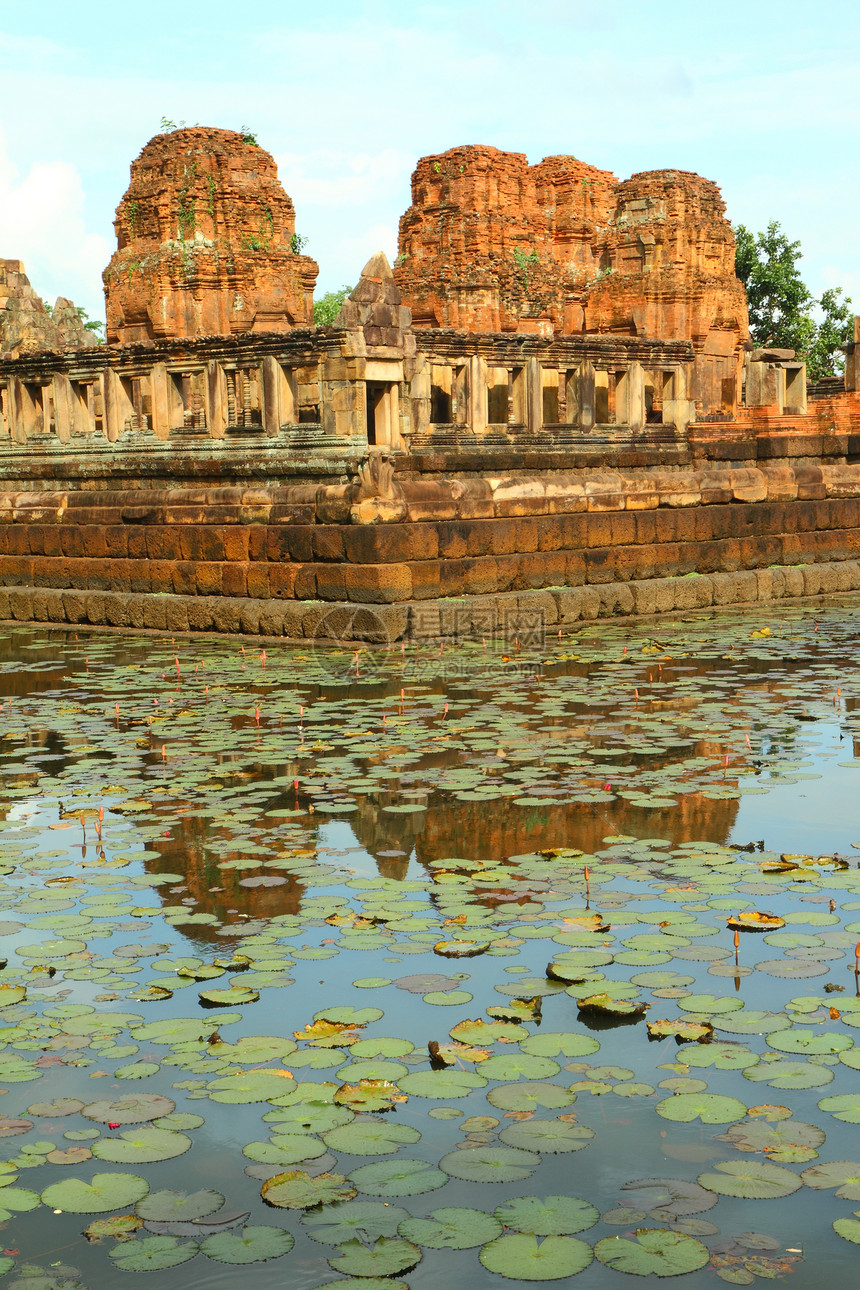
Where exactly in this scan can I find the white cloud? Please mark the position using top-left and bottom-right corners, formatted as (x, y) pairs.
(0, 129), (110, 321)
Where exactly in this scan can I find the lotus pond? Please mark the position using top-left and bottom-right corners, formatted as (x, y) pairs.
(2, 601), (860, 1288)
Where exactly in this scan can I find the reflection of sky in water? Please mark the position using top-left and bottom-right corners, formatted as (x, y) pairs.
(1, 609), (860, 1289)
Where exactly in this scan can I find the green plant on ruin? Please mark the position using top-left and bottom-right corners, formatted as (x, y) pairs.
(291, 232), (309, 255)
(206, 176), (216, 220)
(239, 125), (258, 146)
(159, 117), (199, 133)
(177, 162), (198, 241)
(513, 246), (540, 288)
(76, 307), (105, 343)
(128, 199), (141, 240)
(394, 253), (408, 268)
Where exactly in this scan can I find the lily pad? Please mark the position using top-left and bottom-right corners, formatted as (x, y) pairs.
(479, 1233), (594, 1280)
(439, 1145), (541, 1183)
(136, 1190), (225, 1221)
(696, 1160), (803, 1199)
(91, 1128), (191, 1163)
(593, 1228), (709, 1276)
(800, 1160), (860, 1199)
(498, 1121), (595, 1153)
(41, 1172), (150, 1214)
(348, 1158), (448, 1197)
(322, 1121), (421, 1156)
(261, 1170), (357, 1209)
(109, 1235), (199, 1271)
(82, 1095), (175, 1125)
(398, 1207), (501, 1249)
(656, 1094), (747, 1124)
(302, 1200), (409, 1245)
(200, 1225), (294, 1263)
(493, 1195), (600, 1236)
(327, 1236), (421, 1278)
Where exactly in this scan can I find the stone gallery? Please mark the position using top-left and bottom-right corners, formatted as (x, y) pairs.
(1, 126), (860, 641)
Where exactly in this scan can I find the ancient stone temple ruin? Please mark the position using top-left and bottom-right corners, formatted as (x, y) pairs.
(0, 128), (859, 641)
(1, 260), (98, 359)
(103, 128), (318, 343)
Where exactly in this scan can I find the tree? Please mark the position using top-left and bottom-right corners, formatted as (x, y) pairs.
(313, 285), (353, 327)
(734, 220), (853, 382)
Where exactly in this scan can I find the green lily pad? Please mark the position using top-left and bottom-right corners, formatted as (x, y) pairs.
(520, 1031), (601, 1058)
(398, 1207), (502, 1249)
(479, 1233), (594, 1280)
(328, 1236), (421, 1278)
(800, 1160), (860, 1199)
(109, 1235), (199, 1271)
(136, 1190), (225, 1221)
(397, 1069), (487, 1098)
(743, 1060), (834, 1089)
(498, 1120), (595, 1153)
(200, 1225), (294, 1263)
(91, 1127), (191, 1163)
(478, 1053), (561, 1082)
(41, 1171), (150, 1213)
(656, 1094), (747, 1124)
(487, 1082), (576, 1112)
(818, 1094), (860, 1123)
(262, 1170), (357, 1209)
(322, 1121), (421, 1156)
(593, 1228), (709, 1276)
(493, 1195), (600, 1236)
(833, 1215), (860, 1245)
(439, 1145), (541, 1183)
(303, 1201), (409, 1245)
(82, 1095), (175, 1124)
(348, 1159), (447, 1197)
(207, 1072), (297, 1104)
(696, 1160), (803, 1199)
(722, 1118), (825, 1163)
(199, 986), (259, 1007)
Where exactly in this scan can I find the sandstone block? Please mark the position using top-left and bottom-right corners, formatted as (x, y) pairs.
(10, 589), (34, 620)
(62, 590), (88, 624)
(598, 582), (635, 616)
(105, 594), (131, 627)
(164, 598), (189, 632)
(344, 563), (412, 604)
(239, 602), (262, 635)
(143, 598), (168, 630)
(673, 575), (714, 610)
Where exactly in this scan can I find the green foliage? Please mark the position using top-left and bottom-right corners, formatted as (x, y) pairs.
(76, 308), (105, 344)
(290, 232), (309, 255)
(734, 220), (853, 381)
(239, 125), (258, 146)
(513, 246), (540, 288)
(314, 285), (353, 327)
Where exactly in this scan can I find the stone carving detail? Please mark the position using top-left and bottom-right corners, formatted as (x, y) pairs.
(1, 261), (98, 358)
(357, 453), (396, 499)
(103, 127), (318, 343)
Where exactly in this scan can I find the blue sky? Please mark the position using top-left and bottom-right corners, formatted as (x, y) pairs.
(1, 0), (858, 322)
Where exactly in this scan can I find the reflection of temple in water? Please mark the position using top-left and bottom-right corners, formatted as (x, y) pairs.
(348, 783), (741, 875)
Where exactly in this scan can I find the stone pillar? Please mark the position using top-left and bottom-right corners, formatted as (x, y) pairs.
(388, 383), (402, 450)
(626, 361), (645, 430)
(51, 374), (74, 444)
(150, 363), (172, 439)
(579, 361), (595, 430)
(469, 355), (487, 435)
(527, 358), (542, 434)
(103, 368), (134, 442)
(262, 355), (294, 435)
(6, 378), (28, 444)
(204, 362), (228, 439)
